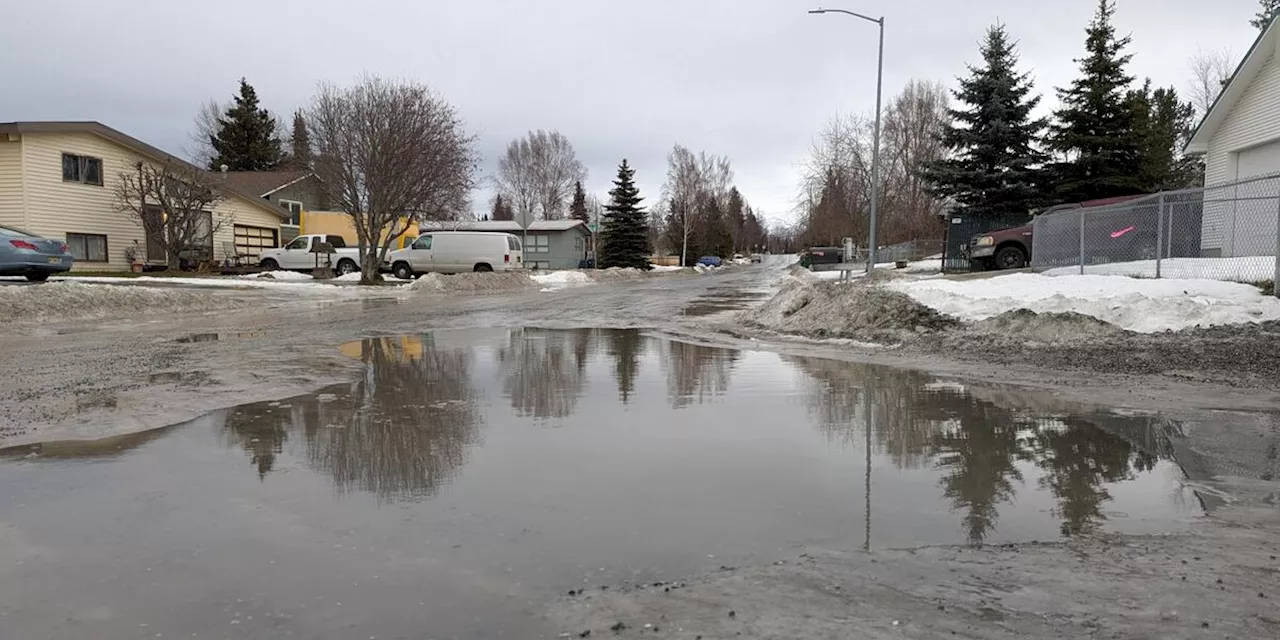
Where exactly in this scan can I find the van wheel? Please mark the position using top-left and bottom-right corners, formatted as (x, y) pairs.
(335, 259), (359, 276)
(995, 246), (1027, 270)
(260, 259), (279, 271)
(473, 263), (493, 273)
(392, 262), (414, 281)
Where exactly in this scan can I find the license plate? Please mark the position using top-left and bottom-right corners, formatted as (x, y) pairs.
(48, 257), (61, 264)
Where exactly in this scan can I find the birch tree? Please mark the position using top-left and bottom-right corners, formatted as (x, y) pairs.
(494, 130), (586, 221)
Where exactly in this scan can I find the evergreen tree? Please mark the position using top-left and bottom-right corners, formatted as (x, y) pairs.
(569, 181), (589, 223)
(1128, 82), (1201, 191)
(491, 194), (514, 221)
(598, 160), (651, 270)
(693, 195), (733, 259)
(290, 110), (312, 169)
(923, 24), (1048, 221)
(1254, 0), (1280, 31)
(209, 78), (284, 171)
(1047, 0), (1143, 202)
(726, 188), (746, 250)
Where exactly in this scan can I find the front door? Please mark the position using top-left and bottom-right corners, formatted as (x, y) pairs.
(407, 235), (433, 271)
(142, 205), (166, 264)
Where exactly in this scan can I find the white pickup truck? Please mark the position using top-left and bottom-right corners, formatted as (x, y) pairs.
(258, 234), (363, 275)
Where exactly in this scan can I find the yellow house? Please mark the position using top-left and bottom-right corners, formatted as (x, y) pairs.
(300, 210), (420, 250)
(0, 121), (289, 271)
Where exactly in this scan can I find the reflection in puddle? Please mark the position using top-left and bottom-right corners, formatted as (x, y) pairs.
(0, 329), (1203, 639)
(173, 331), (264, 344)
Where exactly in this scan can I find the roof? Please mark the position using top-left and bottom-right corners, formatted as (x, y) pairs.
(0, 121), (290, 220)
(419, 219), (589, 233)
(221, 170), (313, 198)
(1185, 17), (1280, 154)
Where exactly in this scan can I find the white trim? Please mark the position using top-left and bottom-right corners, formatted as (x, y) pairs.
(1186, 18), (1280, 154)
(260, 174), (314, 197)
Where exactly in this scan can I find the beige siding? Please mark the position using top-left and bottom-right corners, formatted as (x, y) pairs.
(0, 138), (22, 228)
(1202, 46), (1280, 255)
(19, 131), (281, 270)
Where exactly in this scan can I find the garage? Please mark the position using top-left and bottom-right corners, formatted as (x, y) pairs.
(233, 224), (278, 261)
(1235, 138), (1280, 179)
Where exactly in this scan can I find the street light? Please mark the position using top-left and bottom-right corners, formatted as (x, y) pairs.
(809, 6), (885, 272)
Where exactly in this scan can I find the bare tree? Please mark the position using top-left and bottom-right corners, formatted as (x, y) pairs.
(494, 130), (586, 222)
(188, 99), (224, 168)
(115, 161), (226, 270)
(1188, 48), (1234, 119)
(661, 145), (735, 265)
(307, 75), (478, 284)
(880, 79), (950, 244)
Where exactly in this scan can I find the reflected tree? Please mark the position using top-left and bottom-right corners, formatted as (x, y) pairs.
(660, 340), (738, 409)
(1030, 419), (1141, 536)
(223, 405), (293, 479)
(499, 329), (592, 420)
(931, 408), (1033, 546)
(605, 329), (646, 404)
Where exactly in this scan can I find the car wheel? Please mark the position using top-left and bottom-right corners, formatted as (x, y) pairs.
(473, 263), (493, 273)
(392, 262), (414, 281)
(995, 246), (1027, 270)
(336, 259), (358, 276)
(25, 272), (50, 283)
(260, 258), (279, 271)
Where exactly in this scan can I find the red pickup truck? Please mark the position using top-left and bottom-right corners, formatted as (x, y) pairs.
(966, 195), (1151, 271)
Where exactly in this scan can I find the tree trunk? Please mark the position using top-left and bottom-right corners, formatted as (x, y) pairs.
(360, 252), (382, 285)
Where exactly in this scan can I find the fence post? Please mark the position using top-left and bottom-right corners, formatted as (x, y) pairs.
(1078, 209), (1086, 275)
(1274, 193), (1280, 298)
(1156, 193), (1165, 279)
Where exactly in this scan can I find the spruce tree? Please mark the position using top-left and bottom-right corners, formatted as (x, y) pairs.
(1254, 0), (1280, 31)
(209, 78), (284, 171)
(1128, 82), (1200, 191)
(569, 181), (589, 223)
(923, 23), (1048, 221)
(491, 194), (514, 221)
(1047, 0), (1143, 202)
(598, 160), (651, 270)
(290, 110), (312, 169)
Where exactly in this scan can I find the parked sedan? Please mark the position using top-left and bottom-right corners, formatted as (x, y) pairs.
(697, 256), (723, 267)
(0, 225), (73, 282)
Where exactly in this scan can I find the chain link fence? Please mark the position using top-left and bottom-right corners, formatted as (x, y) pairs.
(1030, 173), (1280, 293)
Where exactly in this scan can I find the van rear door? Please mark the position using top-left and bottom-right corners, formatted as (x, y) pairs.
(506, 235), (523, 269)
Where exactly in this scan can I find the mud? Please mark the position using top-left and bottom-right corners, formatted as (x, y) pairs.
(739, 277), (959, 343)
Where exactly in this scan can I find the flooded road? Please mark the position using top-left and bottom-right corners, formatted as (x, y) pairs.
(0, 329), (1199, 639)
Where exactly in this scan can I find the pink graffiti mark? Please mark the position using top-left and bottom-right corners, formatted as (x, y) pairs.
(1110, 226), (1136, 239)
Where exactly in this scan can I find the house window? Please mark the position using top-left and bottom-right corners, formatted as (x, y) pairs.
(66, 233), (108, 262)
(527, 234), (550, 253)
(530, 261), (551, 270)
(279, 199), (303, 226)
(61, 154), (103, 186)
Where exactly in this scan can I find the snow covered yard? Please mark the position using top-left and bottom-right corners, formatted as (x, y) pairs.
(1044, 256), (1277, 282)
(888, 272), (1280, 333)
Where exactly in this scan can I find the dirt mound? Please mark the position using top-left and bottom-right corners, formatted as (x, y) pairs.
(0, 282), (250, 323)
(407, 271), (538, 293)
(971, 308), (1126, 342)
(587, 267), (651, 283)
(741, 279), (960, 343)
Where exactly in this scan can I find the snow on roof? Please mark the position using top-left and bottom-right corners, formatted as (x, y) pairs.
(418, 219), (588, 233)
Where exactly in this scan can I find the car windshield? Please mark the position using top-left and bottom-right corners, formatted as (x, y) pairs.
(0, 225), (36, 238)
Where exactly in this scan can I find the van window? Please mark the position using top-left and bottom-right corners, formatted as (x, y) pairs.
(326, 235), (348, 249)
(413, 235), (433, 250)
(507, 236), (521, 251)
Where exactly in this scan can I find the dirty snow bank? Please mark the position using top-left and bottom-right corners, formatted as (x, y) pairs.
(889, 273), (1280, 333)
(407, 271), (539, 293)
(532, 270), (592, 290)
(739, 276), (959, 343)
(0, 282), (249, 323)
(239, 270), (314, 281)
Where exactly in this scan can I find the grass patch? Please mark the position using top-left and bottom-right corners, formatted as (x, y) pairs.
(1257, 280), (1274, 296)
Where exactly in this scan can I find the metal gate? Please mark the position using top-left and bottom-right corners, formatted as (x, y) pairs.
(942, 213), (1030, 272)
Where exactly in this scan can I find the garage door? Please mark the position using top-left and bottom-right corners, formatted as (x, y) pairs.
(234, 225), (278, 260)
(1236, 139), (1280, 179)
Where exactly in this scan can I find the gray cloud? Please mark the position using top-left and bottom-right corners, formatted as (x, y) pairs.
(3, 0), (1261, 224)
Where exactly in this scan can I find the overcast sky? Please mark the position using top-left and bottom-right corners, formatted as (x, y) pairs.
(1, 0), (1264, 224)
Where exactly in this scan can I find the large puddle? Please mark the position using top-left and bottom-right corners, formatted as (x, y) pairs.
(0, 329), (1200, 639)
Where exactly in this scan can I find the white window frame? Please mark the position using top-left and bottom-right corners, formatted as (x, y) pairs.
(279, 199), (304, 227)
(527, 234), (550, 253)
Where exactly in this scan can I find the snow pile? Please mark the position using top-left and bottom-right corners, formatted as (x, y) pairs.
(740, 277), (960, 343)
(240, 270), (313, 281)
(0, 282), (249, 323)
(588, 267), (654, 282)
(531, 270), (592, 290)
(1044, 256), (1276, 282)
(890, 272), (1280, 333)
(650, 265), (687, 273)
(969, 308), (1127, 342)
(407, 271), (538, 293)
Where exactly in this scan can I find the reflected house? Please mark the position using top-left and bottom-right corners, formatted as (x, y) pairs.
(498, 329), (594, 420)
(785, 355), (1184, 546)
(659, 340), (738, 409)
(221, 335), (484, 503)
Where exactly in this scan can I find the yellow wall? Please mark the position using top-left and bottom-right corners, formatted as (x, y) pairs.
(300, 210), (420, 250)
(11, 131), (284, 271)
(0, 137), (22, 228)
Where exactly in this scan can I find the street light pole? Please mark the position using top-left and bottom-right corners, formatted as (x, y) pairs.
(809, 7), (885, 271)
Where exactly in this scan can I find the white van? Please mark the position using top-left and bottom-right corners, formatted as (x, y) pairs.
(384, 232), (524, 279)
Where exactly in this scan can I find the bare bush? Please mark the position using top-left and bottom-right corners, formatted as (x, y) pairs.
(114, 161), (226, 270)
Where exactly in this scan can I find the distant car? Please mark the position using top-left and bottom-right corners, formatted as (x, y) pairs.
(697, 256), (723, 267)
(750, 254), (764, 263)
(0, 224), (73, 282)
(799, 246), (843, 269)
